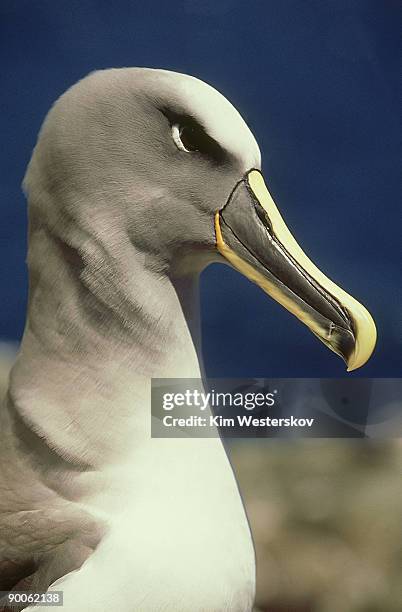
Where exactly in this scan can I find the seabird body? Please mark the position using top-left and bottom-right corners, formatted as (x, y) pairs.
(0, 68), (376, 611)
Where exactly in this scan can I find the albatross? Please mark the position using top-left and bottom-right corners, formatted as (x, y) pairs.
(0, 68), (376, 611)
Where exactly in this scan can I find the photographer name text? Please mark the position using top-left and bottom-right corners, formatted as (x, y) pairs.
(163, 415), (314, 428)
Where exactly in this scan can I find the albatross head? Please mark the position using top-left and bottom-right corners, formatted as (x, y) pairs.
(24, 67), (376, 372)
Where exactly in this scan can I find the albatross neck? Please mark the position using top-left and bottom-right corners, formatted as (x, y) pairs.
(8, 231), (204, 465)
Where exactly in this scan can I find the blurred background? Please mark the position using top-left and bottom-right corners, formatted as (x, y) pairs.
(1, 1), (401, 610)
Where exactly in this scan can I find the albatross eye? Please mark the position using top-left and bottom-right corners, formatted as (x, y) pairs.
(172, 123), (201, 153)
(172, 124), (199, 152)
(171, 122), (225, 162)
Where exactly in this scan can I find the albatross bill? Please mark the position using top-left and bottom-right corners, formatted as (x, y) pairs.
(215, 169), (377, 371)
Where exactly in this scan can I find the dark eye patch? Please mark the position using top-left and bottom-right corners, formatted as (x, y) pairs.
(161, 108), (226, 164)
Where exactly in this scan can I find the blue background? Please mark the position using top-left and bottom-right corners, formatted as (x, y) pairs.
(0, 0), (401, 377)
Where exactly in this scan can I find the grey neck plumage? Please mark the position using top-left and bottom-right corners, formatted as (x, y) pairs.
(8, 218), (203, 468)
